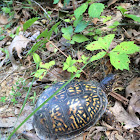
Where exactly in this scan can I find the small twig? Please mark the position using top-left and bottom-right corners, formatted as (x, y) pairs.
(31, 0), (52, 20)
(0, 69), (16, 84)
(108, 91), (129, 105)
(48, 40), (68, 57)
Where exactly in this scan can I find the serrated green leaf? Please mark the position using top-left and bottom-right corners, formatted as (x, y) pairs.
(74, 3), (88, 19)
(68, 66), (77, 73)
(86, 34), (115, 51)
(109, 52), (130, 70)
(34, 69), (47, 78)
(88, 3), (104, 18)
(40, 61), (55, 69)
(90, 51), (106, 62)
(112, 41), (140, 54)
(63, 63), (69, 70)
(23, 17), (39, 31)
(75, 21), (89, 33)
(71, 34), (89, 43)
(63, 55), (77, 71)
(125, 14), (140, 22)
(61, 26), (73, 40)
(33, 53), (41, 64)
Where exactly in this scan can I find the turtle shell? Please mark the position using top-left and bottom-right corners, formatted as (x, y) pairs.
(33, 80), (108, 140)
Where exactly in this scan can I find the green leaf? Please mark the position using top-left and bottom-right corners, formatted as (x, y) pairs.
(81, 55), (89, 64)
(33, 53), (41, 64)
(2, 7), (10, 13)
(109, 52), (130, 70)
(37, 22), (60, 40)
(71, 34), (89, 44)
(34, 69), (47, 78)
(88, 3), (104, 18)
(63, 55), (77, 72)
(101, 16), (112, 23)
(90, 51), (106, 62)
(74, 3), (88, 19)
(68, 66), (77, 73)
(73, 16), (83, 27)
(117, 6), (127, 15)
(37, 29), (48, 39)
(112, 41), (140, 54)
(40, 61), (55, 69)
(86, 34), (115, 51)
(61, 26), (73, 40)
(125, 14), (140, 22)
(53, 0), (59, 4)
(109, 21), (120, 28)
(75, 21), (89, 33)
(28, 39), (47, 55)
(23, 17), (39, 31)
(64, 0), (70, 5)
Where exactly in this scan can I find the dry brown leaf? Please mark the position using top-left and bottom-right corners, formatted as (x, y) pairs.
(77, 51), (83, 60)
(86, 126), (106, 140)
(126, 77), (140, 97)
(40, 67), (71, 82)
(123, 28), (140, 44)
(8, 35), (31, 68)
(22, 9), (31, 19)
(92, 18), (99, 25)
(110, 101), (140, 129)
(107, 0), (119, 7)
(106, 131), (125, 140)
(0, 14), (9, 25)
(0, 103), (33, 133)
(100, 11), (122, 31)
(125, 77), (140, 117)
(119, 3), (131, 9)
(46, 41), (57, 52)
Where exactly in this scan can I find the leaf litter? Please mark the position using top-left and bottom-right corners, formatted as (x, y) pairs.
(0, 0), (140, 139)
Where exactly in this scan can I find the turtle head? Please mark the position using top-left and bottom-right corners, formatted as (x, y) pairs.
(100, 74), (115, 92)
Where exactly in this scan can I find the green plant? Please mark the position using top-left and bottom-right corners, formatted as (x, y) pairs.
(29, 92), (36, 105)
(108, 21), (120, 31)
(33, 53), (55, 79)
(117, 6), (140, 22)
(0, 96), (6, 103)
(86, 34), (140, 70)
(61, 2), (105, 44)
(9, 78), (27, 105)
(101, 16), (112, 23)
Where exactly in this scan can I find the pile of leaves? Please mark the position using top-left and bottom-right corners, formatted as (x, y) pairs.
(0, 0), (140, 139)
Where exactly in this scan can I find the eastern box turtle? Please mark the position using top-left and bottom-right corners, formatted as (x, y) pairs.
(33, 75), (114, 140)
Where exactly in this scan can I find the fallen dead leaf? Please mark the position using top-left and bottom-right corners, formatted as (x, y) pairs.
(0, 103), (33, 133)
(0, 14), (9, 25)
(92, 18), (99, 25)
(110, 101), (140, 129)
(8, 35), (31, 68)
(126, 77), (140, 97)
(119, 3), (131, 9)
(46, 41), (57, 52)
(86, 126), (106, 140)
(125, 77), (140, 118)
(107, 0), (119, 7)
(39, 67), (71, 83)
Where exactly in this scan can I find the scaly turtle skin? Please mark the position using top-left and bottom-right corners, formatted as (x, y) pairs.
(33, 75), (114, 140)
